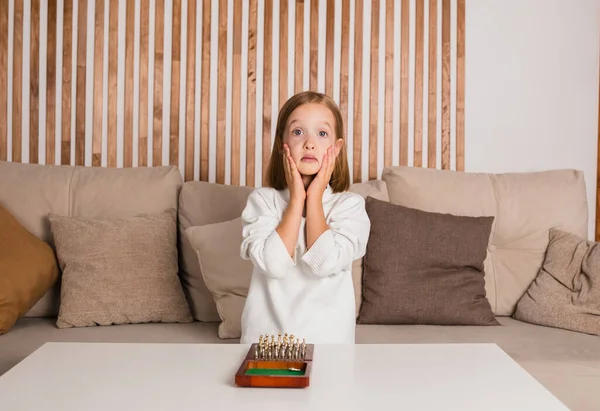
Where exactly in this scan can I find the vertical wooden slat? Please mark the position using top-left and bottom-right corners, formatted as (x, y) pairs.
(61, 0), (72, 165)
(12, 0), (23, 163)
(46, 0), (58, 165)
(456, 0), (465, 171)
(278, 0), (287, 107)
(75, 0), (87, 166)
(123, 0), (135, 167)
(596, 59), (600, 241)
(339, 0), (349, 139)
(169, 0), (181, 167)
(413, 0), (424, 167)
(107, 0), (118, 167)
(309, 0), (318, 91)
(166, 3), (179, 169)
(216, 0), (227, 184)
(231, 0), (242, 185)
(352, 0), (362, 182)
(152, 0), (164, 167)
(294, 0), (304, 94)
(184, 0), (196, 181)
(0, 0), (7, 161)
(427, 0), (437, 168)
(383, 0), (393, 167)
(325, 0), (334, 97)
(92, 0), (104, 167)
(399, 0), (409, 166)
(441, 0), (450, 170)
(368, 0), (379, 180)
(30, 0), (40, 164)
(246, 0), (258, 186)
(262, 0), (273, 184)
(199, 0), (211, 181)
(138, 0), (149, 167)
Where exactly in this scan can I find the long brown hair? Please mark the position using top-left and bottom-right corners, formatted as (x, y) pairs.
(265, 91), (350, 193)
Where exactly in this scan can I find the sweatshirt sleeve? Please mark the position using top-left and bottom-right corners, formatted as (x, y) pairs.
(240, 188), (296, 279)
(301, 193), (371, 278)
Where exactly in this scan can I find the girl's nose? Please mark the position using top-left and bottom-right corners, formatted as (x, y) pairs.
(303, 139), (315, 150)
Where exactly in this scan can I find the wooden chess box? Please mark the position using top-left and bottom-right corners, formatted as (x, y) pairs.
(235, 343), (315, 388)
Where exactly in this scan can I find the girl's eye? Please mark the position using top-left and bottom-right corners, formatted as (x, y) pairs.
(292, 129), (302, 136)
(318, 131), (328, 137)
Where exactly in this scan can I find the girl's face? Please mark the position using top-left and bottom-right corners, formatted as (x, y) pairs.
(282, 103), (339, 177)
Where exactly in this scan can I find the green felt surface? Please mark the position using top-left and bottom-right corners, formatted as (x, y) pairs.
(244, 368), (305, 376)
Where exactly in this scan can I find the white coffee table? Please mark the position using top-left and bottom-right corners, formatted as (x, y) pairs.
(0, 342), (567, 410)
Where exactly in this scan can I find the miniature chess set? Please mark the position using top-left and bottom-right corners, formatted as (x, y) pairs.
(235, 333), (314, 388)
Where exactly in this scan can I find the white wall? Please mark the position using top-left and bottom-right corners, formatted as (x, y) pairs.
(465, 0), (600, 238)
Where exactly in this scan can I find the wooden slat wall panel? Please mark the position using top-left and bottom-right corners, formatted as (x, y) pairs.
(92, 0), (104, 167)
(30, 0), (40, 164)
(4, 0), (467, 184)
(12, 0), (23, 163)
(0, 0), (7, 161)
(75, 0), (87, 166)
(184, 0), (196, 182)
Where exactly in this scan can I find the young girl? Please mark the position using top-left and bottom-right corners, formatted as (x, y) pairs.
(239, 91), (371, 344)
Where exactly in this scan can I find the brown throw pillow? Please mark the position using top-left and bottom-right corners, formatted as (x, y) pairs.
(513, 228), (600, 336)
(49, 208), (192, 328)
(358, 197), (498, 325)
(0, 205), (59, 334)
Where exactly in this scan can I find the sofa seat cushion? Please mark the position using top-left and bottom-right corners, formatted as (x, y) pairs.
(381, 166), (589, 316)
(356, 317), (600, 411)
(0, 318), (230, 377)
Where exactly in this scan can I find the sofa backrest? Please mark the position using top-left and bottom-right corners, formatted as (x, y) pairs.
(381, 166), (589, 316)
(0, 161), (182, 318)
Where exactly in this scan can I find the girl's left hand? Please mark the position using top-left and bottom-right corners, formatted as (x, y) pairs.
(307, 139), (343, 198)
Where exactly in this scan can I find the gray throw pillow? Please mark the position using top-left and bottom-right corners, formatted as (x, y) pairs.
(513, 228), (600, 336)
(358, 197), (498, 326)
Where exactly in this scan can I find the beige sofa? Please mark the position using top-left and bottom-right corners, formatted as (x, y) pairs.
(0, 161), (598, 411)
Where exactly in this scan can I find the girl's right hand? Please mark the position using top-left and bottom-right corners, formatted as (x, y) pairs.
(283, 144), (306, 203)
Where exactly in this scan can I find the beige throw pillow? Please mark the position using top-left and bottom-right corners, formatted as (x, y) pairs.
(49, 208), (192, 328)
(514, 229), (600, 336)
(186, 218), (253, 339)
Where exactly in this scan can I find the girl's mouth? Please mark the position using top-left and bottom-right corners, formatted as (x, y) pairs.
(301, 156), (317, 163)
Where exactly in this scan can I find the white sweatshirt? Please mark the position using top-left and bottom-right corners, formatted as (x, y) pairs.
(239, 186), (371, 345)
